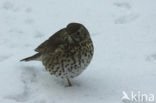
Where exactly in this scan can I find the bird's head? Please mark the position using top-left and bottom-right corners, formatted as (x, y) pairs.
(65, 23), (91, 44)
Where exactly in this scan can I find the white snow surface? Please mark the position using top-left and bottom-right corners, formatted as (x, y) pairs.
(0, 0), (156, 103)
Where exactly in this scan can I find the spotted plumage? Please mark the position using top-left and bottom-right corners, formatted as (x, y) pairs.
(21, 23), (94, 86)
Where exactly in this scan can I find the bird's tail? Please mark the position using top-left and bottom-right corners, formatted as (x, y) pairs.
(20, 53), (41, 62)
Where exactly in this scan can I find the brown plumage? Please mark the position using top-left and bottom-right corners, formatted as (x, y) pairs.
(21, 23), (94, 86)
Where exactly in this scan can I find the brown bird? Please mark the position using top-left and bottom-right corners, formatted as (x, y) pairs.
(21, 23), (94, 86)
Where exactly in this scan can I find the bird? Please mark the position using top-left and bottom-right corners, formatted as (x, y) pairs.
(20, 23), (94, 86)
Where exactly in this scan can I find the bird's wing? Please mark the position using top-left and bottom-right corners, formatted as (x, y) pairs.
(35, 28), (67, 53)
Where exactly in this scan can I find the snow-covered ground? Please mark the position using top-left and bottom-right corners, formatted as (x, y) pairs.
(0, 0), (156, 103)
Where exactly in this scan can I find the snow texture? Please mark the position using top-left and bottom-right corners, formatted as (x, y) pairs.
(0, 0), (156, 103)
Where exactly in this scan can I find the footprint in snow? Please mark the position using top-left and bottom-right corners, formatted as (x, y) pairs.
(25, 8), (32, 13)
(25, 18), (34, 24)
(115, 14), (138, 24)
(113, 2), (139, 24)
(3, 2), (14, 10)
(146, 53), (156, 62)
(114, 2), (131, 9)
(0, 55), (12, 62)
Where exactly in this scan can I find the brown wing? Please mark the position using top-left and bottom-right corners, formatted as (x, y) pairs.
(35, 28), (67, 53)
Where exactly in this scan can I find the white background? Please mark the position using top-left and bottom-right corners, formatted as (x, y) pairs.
(0, 0), (156, 103)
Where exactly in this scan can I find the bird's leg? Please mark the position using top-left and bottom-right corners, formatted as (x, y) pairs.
(66, 78), (72, 87)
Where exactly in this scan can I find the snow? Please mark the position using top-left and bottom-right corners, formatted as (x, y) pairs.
(0, 0), (156, 103)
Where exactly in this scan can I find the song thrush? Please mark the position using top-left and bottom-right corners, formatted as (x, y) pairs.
(21, 23), (94, 86)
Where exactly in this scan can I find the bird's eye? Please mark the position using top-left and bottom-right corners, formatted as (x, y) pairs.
(77, 31), (80, 36)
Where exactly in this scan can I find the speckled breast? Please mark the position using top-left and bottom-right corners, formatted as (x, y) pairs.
(42, 41), (94, 79)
